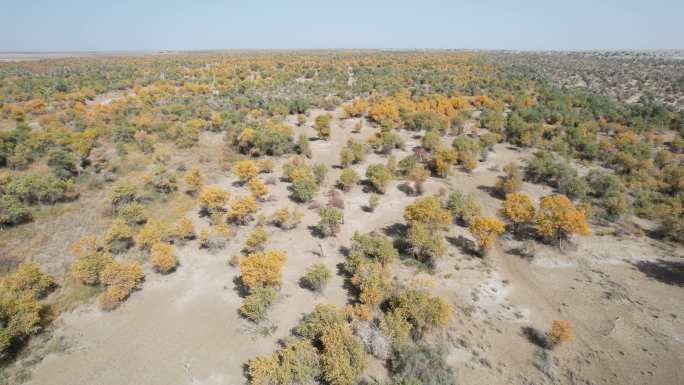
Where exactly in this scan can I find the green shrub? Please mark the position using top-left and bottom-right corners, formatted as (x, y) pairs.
(366, 164), (392, 194)
(338, 168), (359, 191)
(389, 343), (455, 385)
(0, 195), (32, 226)
(316, 207), (343, 237)
(291, 176), (318, 202)
(446, 190), (481, 225)
(294, 304), (346, 341)
(301, 263), (332, 292)
(240, 284), (278, 322)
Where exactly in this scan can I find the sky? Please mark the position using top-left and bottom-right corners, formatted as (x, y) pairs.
(1, 0), (683, 52)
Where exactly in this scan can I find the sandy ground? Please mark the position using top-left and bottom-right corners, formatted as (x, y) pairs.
(9, 110), (684, 385)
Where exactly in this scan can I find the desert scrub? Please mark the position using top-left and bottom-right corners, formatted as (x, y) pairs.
(239, 284), (277, 322)
(301, 263), (332, 292)
(248, 339), (321, 385)
(228, 195), (259, 225)
(365, 164), (392, 193)
(0, 262), (55, 357)
(69, 236), (114, 285)
(233, 160), (259, 183)
(321, 323), (368, 385)
(547, 320), (573, 348)
(198, 186), (230, 214)
(447, 190), (482, 225)
(150, 242), (178, 274)
(244, 226), (268, 253)
(136, 219), (168, 250)
(116, 202), (147, 225)
(104, 218), (134, 254)
(198, 225), (231, 251)
(316, 207), (343, 237)
(337, 168), (359, 191)
(240, 250), (288, 290)
(98, 261), (145, 310)
(290, 175), (318, 202)
(248, 177), (268, 200)
(404, 196), (452, 231)
(184, 166), (205, 194)
(271, 206), (303, 230)
(171, 217), (196, 240)
(368, 194), (380, 212)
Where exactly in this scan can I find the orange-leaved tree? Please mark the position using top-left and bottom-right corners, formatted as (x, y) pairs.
(500, 192), (536, 233)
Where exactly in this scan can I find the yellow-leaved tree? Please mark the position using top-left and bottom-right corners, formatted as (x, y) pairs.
(500, 192), (536, 233)
(535, 194), (590, 249)
(469, 216), (505, 256)
(240, 250), (288, 289)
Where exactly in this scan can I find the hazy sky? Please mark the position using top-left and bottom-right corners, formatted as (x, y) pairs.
(2, 0), (683, 51)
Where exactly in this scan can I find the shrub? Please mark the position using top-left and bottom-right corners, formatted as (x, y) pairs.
(0, 262), (54, 357)
(301, 263), (332, 292)
(338, 168), (359, 191)
(385, 289), (451, 340)
(315, 113), (332, 140)
(98, 261), (145, 310)
(239, 284), (278, 322)
(291, 176), (318, 203)
(69, 237), (114, 285)
(346, 231), (399, 273)
(366, 164), (392, 194)
(535, 194), (590, 248)
(315, 207), (343, 237)
(257, 158), (275, 174)
(5, 172), (77, 205)
(312, 163), (328, 185)
(354, 322), (391, 360)
(104, 218), (135, 254)
(430, 148), (457, 177)
(468, 216), (506, 256)
(421, 130), (442, 152)
(198, 225), (231, 251)
(547, 320), (573, 348)
(389, 343), (455, 385)
(248, 177), (269, 200)
(109, 182), (138, 208)
(47, 148), (78, 179)
(248, 339), (321, 385)
(407, 166), (429, 195)
(496, 162), (523, 194)
(240, 250), (288, 290)
(351, 262), (390, 307)
(296, 133), (312, 158)
(184, 166), (205, 194)
(343, 98), (368, 118)
(150, 242), (178, 274)
(116, 202), (147, 225)
(406, 222), (447, 263)
(294, 303), (347, 341)
(228, 195), (259, 225)
(171, 217), (196, 240)
(446, 190), (481, 225)
(136, 219), (167, 250)
(0, 195), (32, 226)
(149, 166), (178, 193)
(321, 323), (367, 385)
(234, 160), (259, 183)
(368, 194), (380, 212)
(245, 226), (268, 253)
(272, 206), (303, 230)
(403, 197), (451, 231)
(198, 186), (230, 214)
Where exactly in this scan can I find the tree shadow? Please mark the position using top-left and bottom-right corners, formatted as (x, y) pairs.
(446, 235), (479, 257)
(397, 182), (415, 196)
(521, 326), (551, 349)
(633, 259), (684, 287)
(307, 225), (325, 239)
(477, 184), (502, 200)
(232, 276), (250, 298)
